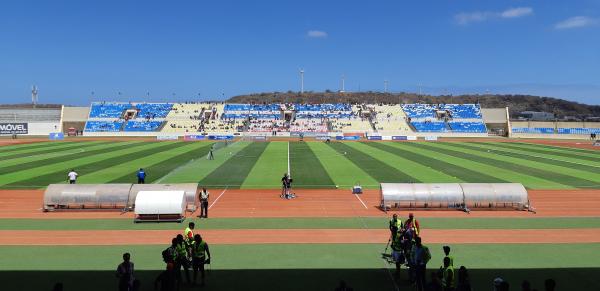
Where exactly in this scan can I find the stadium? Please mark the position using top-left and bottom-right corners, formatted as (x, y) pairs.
(1, 99), (599, 290)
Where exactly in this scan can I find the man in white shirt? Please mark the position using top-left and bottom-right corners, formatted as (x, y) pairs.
(67, 169), (78, 184)
(199, 188), (209, 218)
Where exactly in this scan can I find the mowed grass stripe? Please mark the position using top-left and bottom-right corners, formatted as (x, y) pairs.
(100, 142), (213, 183)
(441, 143), (595, 188)
(3, 217), (600, 230)
(0, 141), (146, 180)
(475, 142), (600, 167)
(502, 142), (600, 163)
(415, 142), (569, 189)
(1, 142), (176, 187)
(366, 142), (502, 183)
(469, 143), (600, 180)
(161, 141), (251, 184)
(0, 141), (75, 153)
(199, 142), (268, 188)
(0, 141), (121, 175)
(290, 141), (335, 188)
(308, 142), (379, 188)
(345, 142), (458, 182)
(393, 142), (512, 183)
(242, 142), (288, 188)
(453, 142), (600, 187)
(328, 142), (421, 183)
(0, 142), (91, 160)
(512, 142), (600, 160)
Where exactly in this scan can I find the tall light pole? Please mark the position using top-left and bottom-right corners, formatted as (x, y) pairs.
(31, 85), (38, 107)
(340, 74), (345, 92)
(299, 69), (304, 94)
(384, 80), (388, 93)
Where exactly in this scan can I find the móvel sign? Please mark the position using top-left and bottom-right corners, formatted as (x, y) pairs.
(0, 123), (28, 134)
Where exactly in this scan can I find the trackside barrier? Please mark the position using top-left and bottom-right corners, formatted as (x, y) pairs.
(208, 135), (233, 140)
(184, 135), (205, 141)
(336, 136), (361, 141)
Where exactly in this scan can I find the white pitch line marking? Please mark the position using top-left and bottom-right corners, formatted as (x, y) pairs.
(208, 187), (228, 210)
(354, 193), (368, 209)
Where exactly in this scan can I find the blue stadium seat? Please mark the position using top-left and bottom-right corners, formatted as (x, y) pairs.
(123, 121), (164, 132)
(84, 121), (123, 132)
(411, 121), (448, 132)
(448, 122), (487, 133)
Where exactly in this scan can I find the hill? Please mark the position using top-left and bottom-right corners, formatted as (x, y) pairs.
(227, 92), (600, 119)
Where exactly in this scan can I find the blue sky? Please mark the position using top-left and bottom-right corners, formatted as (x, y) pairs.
(0, 0), (599, 105)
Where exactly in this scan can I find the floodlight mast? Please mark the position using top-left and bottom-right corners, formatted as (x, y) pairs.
(299, 69), (304, 94)
(31, 85), (38, 107)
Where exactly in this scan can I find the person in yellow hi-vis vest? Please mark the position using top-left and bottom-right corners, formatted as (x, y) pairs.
(184, 222), (195, 247)
(389, 213), (403, 239)
(441, 257), (455, 291)
(191, 234), (211, 287)
(390, 232), (405, 276)
(175, 234), (191, 285)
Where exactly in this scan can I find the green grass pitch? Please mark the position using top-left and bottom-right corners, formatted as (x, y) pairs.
(1, 140), (599, 189)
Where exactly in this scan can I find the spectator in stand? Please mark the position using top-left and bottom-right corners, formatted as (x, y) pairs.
(544, 279), (555, 291)
(116, 253), (135, 291)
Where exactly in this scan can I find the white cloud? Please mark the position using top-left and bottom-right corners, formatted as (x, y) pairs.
(455, 7), (533, 25)
(307, 30), (328, 38)
(501, 7), (533, 18)
(455, 11), (493, 25)
(555, 16), (598, 29)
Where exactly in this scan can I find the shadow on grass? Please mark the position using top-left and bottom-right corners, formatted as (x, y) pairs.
(1, 268), (599, 291)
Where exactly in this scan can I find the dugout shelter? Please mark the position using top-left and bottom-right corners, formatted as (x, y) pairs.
(43, 183), (199, 212)
(380, 183), (533, 213)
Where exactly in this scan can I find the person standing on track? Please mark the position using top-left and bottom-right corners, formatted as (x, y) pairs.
(198, 188), (209, 218)
(281, 173), (290, 198)
(67, 169), (78, 184)
(405, 213), (421, 239)
(191, 234), (211, 287)
(184, 222), (195, 246)
(136, 168), (146, 184)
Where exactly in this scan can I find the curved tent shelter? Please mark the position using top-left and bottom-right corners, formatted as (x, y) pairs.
(129, 183), (199, 211)
(43, 184), (133, 211)
(134, 191), (186, 222)
(43, 183), (199, 212)
(380, 183), (533, 213)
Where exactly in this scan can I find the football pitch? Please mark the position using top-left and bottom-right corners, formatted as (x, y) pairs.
(1, 140), (599, 189)
(1, 139), (600, 291)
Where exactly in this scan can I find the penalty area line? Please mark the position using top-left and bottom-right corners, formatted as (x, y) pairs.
(208, 187), (228, 210)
